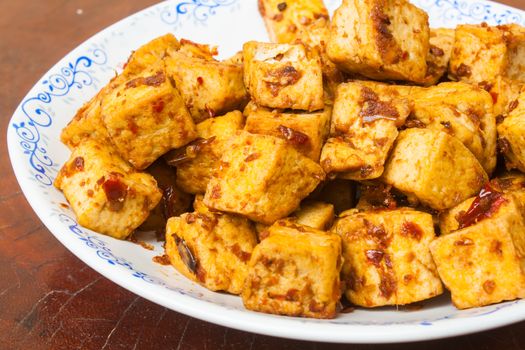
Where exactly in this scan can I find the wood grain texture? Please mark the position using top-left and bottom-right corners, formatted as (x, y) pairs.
(1, 0), (525, 349)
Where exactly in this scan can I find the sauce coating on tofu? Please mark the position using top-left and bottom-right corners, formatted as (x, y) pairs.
(457, 183), (507, 229)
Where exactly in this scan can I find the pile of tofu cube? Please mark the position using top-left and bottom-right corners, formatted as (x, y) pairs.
(55, 0), (525, 318)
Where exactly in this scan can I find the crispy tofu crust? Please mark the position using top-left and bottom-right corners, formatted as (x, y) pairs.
(421, 28), (455, 86)
(165, 204), (257, 295)
(54, 140), (162, 239)
(165, 50), (248, 123)
(203, 131), (325, 224)
(243, 101), (331, 161)
(382, 128), (488, 210)
(175, 111), (245, 194)
(320, 81), (410, 180)
(498, 88), (525, 172)
(101, 65), (197, 170)
(327, 0), (429, 82)
(242, 220), (342, 318)
(332, 208), (442, 307)
(430, 195), (525, 309)
(291, 201), (335, 231)
(409, 82), (497, 174)
(243, 41), (324, 111)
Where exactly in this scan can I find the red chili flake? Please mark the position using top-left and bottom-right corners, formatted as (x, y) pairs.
(143, 71), (165, 86)
(483, 280), (496, 294)
(490, 92), (498, 104)
(400, 221), (423, 241)
(185, 213), (196, 224)
(509, 99), (519, 112)
(102, 174), (127, 212)
(456, 63), (472, 77)
(277, 2), (287, 11)
(429, 45), (444, 57)
(73, 156), (84, 171)
(497, 137), (511, 154)
(163, 186), (182, 219)
(197, 76), (204, 85)
(365, 249), (384, 267)
(478, 81), (493, 92)
(277, 125), (309, 145)
(244, 153), (261, 162)
(87, 189), (94, 198)
(152, 99), (165, 113)
(231, 243), (251, 262)
(210, 184), (221, 199)
(457, 183), (507, 229)
(96, 176), (105, 186)
(205, 105), (216, 118)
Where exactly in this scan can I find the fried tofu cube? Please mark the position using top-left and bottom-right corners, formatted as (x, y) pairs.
(326, 0), (429, 82)
(382, 128), (487, 210)
(320, 82), (410, 180)
(450, 24), (508, 83)
(172, 111), (245, 194)
(243, 41), (324, 111)
(498, 89), (525, 172)
(258, 0), (329, 44)
(292, 201), (335, 231)
(101, 66), (197, 170)
(203, 131), (325, 224)
(165, 205), (257, 295)
(242, 220), (342, 318)
(243, 102), (331, 161)
(450, 24), (525, 84)
(332, 209), (442, 307)
(122, 34), (181, 77)
(165, 48), (248, 123)
(430, 195), (525, 309)
(409, 82), (497, 174)
(422, 28), (455, 86)
(54, 140), (162, 239)
(60, 87), (112, 149)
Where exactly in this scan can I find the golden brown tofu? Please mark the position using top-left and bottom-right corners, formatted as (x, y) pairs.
(382, 128), (487, 210)
(408, 82), (497, 174)
(430, 194), (525, 309)
(54, 140), (162, 239)
(165, 205), (257, 295)
(258, 0), (329, 44)
(243, 41), (324, 111)
(332, 209), (442, 307)
(242, 220), (342, 318)
(165, 48), (248, 123)
(122, 34), (181, 77)
(450, 24), (525, 89)
(101, 66), (197, 170)
(60, 87), (112, 149)
(422, 28), (455, 86)
(291, 201), (335, 231)
(172, 111), (245, 194)
(243, 101), (331, 161)
(203, 131), (325, 224)
(320, 82), (410, 180)
(481, 77), (523, 117)
(138, 160), (192, 236)
(498, 88), (525, 172)
(450, 24), (508, 83)
(327, 0), (429, 82)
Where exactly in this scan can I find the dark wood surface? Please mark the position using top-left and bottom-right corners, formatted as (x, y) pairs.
(2, 1), (525, 349)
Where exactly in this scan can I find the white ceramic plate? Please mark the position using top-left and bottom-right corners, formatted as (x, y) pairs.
(7, 0), (525, 344)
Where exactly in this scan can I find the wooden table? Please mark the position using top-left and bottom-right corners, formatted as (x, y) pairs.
(1, 0), (525, 349)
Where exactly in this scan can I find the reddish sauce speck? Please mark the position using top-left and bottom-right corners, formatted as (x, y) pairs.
(102, 174), (127, 212)
(277, 125), (310, 145)
(401, 221), (423, 241)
